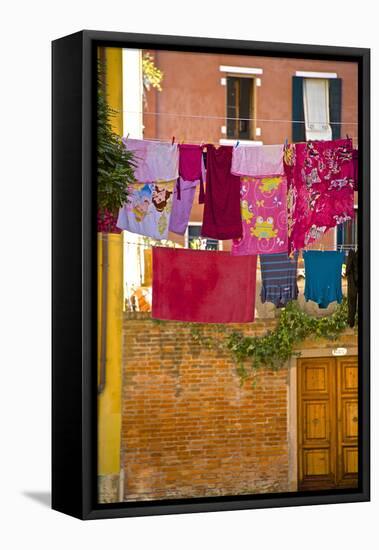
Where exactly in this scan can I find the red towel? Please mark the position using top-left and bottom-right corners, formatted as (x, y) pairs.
(152, 247), (257, 323)
(201, 145), (243, 240)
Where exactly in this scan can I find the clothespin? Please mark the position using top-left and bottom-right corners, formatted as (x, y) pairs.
(126, 132), (130, 140)
(235, 140), (240, 148)
(171, 136), (175, 145)
(346, 133), (350, 139)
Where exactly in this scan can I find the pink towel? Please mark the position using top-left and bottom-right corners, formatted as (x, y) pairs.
(231, 144), (285, 177)
(152, 247), (257, 323)
(232, 175), (288, 256)
(122, 138), (179, 183)
(178, 144), (205, 202)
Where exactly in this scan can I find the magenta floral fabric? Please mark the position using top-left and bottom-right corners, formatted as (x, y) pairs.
(284, 138), (355, 254)
(97, 209), (122, 234)
(231, 175), (288, 256)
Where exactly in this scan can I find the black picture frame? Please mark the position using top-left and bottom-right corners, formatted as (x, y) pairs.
(52, 30), (370, 520)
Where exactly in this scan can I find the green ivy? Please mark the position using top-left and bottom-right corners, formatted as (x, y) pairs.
(189, 298), (355, 386)
(97, 60), (137, 215)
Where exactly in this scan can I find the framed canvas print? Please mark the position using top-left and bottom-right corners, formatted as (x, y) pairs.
(52, 31), (370, 519)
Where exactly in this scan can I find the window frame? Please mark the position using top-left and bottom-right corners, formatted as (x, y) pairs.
(225, 73), (257, 141)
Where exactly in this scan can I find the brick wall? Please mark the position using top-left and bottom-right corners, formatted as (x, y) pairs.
(121, 313), (357, 501)
(121, 316), (288, 501)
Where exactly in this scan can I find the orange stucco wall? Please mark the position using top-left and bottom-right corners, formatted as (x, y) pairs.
(143, 51), (358, 146)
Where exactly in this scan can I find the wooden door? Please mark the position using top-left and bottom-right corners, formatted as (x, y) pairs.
(297, 356), (358, 490)
(336, 357), (359, 486)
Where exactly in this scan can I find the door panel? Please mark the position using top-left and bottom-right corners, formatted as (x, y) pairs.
(343, 447), (358, 474)
(297, 358), (336, 490)
(337, 357), (359, 487)
(297, 356), (358, 490)
(303, 449), (331, 476)
(303, 401), (330, 441)
(302, 364), (329, 394)
(342, 399), (358, 439)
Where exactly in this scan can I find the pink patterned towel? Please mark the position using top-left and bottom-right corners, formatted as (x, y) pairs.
(232, 176), (288, 256)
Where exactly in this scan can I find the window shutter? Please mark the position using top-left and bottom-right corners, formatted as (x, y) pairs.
(329, 78), (342, 140)
(292, 76), (305, 142)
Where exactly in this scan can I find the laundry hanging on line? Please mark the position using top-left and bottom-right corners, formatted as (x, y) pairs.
(353, 148), (359, 191)
(346, 249), (358, 327)
(231, 144), (284, 177)
(284, 138), (355, 254)
(122, 137), (179, 183)
(169, 155), (206, 235)
(259, 252), (299, 308)
(152, 247), (257, 323)
(231, 175), (288, 256)
(303, 250), (344, 309)
(116, 180), (175, 240)
(169, 177), (199, 235)
(116, 137), (357, 251)
(177, 143), (205, 203)
(201, 144), (243, 240)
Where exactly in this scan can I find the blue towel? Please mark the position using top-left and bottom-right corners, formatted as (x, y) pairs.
(303, 251), (344, 309)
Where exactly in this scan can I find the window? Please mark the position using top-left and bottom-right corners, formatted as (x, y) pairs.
(226, 77), (255, 140)
(337, 210), (358, 249)
(303, 78), (332, 140)
(185, 223), (222, 251)
(292, 75), (342, 142)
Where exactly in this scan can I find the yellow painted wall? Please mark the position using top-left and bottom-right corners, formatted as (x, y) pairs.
(98, 233), (123, 475)
(98, 47), (124, 476)
(104, 48), (123, 136)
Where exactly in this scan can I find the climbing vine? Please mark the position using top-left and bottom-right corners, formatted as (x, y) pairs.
(189, 298), (354, 386)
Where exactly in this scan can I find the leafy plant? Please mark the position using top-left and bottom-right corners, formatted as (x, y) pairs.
(97, 60), (137, 217)
(189, 298), (353, 386)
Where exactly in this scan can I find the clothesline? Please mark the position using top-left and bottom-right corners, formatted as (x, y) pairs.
(115, 137), (358, 256)
(122, 136), (359, 146)
(118, 108), (359, 125)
